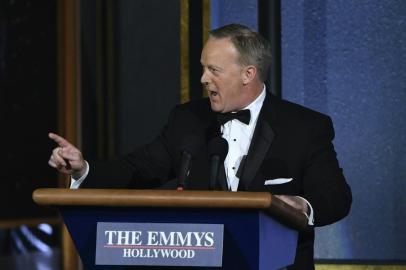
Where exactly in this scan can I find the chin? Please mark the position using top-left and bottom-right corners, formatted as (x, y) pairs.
(209, 103), (223, 113)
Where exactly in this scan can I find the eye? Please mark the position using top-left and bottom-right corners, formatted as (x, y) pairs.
(208, 66), (219, 74)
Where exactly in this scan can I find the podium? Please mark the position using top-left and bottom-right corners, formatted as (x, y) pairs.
(33, 189), (306, 270)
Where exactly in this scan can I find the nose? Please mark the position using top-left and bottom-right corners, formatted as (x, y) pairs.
(200, 68), (209, 86)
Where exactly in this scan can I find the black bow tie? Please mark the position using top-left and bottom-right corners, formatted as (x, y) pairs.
(217, 109), (251, 125)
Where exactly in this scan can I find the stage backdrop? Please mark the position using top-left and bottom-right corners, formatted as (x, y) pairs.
(212, 0), (406, 263)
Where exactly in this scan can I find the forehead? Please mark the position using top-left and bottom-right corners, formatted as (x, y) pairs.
(201, 37), (240, 64)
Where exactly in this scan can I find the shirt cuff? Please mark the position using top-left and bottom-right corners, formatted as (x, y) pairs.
(70, 161), (89, 189)
(296, 196), (314, 226)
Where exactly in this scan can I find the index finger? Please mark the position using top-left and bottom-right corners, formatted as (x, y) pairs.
(48, 132), (72, 148)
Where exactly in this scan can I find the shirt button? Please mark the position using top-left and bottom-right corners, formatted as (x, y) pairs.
(233, 139), (236, 141)
(232, 167), (235, 170)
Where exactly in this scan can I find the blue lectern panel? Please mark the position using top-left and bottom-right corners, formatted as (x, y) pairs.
(61, 206), (296, 270)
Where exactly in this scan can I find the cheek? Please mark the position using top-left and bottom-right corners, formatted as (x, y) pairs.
(226, 83), (240, 98)
(214, 78), (237, 102)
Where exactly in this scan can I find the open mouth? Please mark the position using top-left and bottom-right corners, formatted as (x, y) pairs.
(208, 91), (218, 97)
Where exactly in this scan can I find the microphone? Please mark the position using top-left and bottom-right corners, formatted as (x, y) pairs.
(177, 133), (203, 190)
(208, 137), (229, 190)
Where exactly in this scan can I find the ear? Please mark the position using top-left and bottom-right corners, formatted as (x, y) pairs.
(242, 65), (257, 85)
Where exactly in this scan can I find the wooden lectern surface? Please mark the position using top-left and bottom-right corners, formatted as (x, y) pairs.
(33, 188), (308, 230)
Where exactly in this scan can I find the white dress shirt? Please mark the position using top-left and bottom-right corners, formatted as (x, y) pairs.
(221, 86), (266, 191)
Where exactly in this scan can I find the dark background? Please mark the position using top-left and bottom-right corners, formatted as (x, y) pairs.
(0, 0), (405, 265)
(0, 0), (58, 220)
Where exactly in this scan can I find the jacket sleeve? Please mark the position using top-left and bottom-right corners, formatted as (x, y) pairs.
(302, 116), (352, 227)
(81, 107), (180, 189)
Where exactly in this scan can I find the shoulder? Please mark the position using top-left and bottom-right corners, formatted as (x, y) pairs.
(170, 98), (213, 122)
(174, 98), (211, 113)
(266, 95), (334, 139)
(270, 96), (332, 127)
(163, 98), (214, 133)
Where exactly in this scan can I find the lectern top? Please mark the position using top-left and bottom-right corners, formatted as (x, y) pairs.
(33, 188), (308, 230)
(33, 188), (272, 209)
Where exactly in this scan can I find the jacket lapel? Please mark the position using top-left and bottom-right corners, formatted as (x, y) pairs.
(217, 163), (229, 190)
(238, 93), (275, 191)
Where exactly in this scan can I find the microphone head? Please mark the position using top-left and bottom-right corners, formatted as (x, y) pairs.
(177, 132), (204, 190)
(208, 137), (229, 161)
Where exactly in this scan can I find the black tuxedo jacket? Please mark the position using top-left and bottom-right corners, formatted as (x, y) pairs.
(83, 93), (352, 269)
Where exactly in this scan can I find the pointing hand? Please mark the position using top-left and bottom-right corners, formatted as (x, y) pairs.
(48, 132), (87, 178)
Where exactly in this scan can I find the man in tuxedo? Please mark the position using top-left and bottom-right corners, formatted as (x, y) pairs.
(49, 24), (352, 269)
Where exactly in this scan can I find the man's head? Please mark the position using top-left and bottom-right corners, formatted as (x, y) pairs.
(200, 24), (272, 113)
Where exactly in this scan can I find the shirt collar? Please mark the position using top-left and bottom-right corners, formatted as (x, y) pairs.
(242, 85), (266, 125)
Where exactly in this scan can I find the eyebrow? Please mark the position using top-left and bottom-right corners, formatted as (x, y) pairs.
(202, 63), (223, 71)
